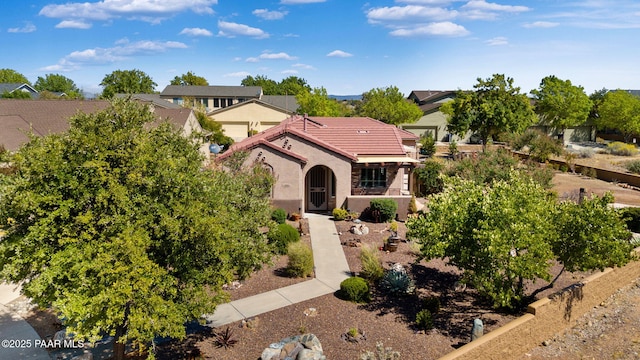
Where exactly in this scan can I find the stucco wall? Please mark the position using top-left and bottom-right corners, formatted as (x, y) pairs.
(210, 102), (291, 141)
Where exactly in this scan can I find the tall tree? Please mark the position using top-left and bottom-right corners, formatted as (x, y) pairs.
(241, 75), (278, 95)
(596, 90), (640, 142)
(356, 86), (423, 125)
(278, 76), (311, 96)
(170, 71), (209, 86)
(0, 68), (30, 84)
(0, 99), (274, 360)
(530, 76), (592, 136)
(195, 111), (234, 150)
(442, 74), (536, 148)
(99, 69), (157, 99)
(296, 87), (351, 116)
(34, 73), (83, 99)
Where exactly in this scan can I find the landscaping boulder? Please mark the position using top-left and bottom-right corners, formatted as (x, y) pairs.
(260, 334), (325, 360)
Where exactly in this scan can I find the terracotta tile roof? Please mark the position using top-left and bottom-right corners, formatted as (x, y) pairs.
(219, 115), (417, 161)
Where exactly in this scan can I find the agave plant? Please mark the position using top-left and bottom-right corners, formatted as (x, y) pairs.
(379, 264), (415, 295)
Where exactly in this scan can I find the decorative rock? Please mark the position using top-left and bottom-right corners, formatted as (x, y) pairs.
(471, 318), (484, 341)
(279, 341), (303, 359)
(260, 334), (324, 360)
(297, 348), (326, 360)
(299, 333), (323, 352)
(361, 226), (369, 235)
(261, 347), (281, 360)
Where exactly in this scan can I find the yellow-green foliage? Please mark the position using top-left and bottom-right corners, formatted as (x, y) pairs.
(286, 242), (314, 278)
(332, 207), (349, 221)
(607, 141), (637, 156)
(359, 245), (384, 283)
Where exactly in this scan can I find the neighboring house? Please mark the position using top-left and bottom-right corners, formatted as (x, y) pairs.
(207, 98), (297, 142)
(115, 93), (183, 109)
(400, 90), (466, 142)
(0, 83), (39, 98)
(159, 85), (263, 111)
(0, 99), (208, 158)
(217, 115), (419, 219)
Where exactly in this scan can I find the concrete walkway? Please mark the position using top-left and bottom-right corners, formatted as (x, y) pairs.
(204, 214), (351, 327)
(0, 283), (51, 360)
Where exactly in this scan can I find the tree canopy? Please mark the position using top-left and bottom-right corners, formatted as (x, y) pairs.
(595, 90), (640, 142)
(240, 75), (311, 96)
(407, 173), (634, 308)
(356, 86), (422, 125)
(530, 75), (592, 132)
(34, 73), (83, 99)
(442, 74), (536, 147)
(0, 99), (274, 359)
(0, 68), (30, 84)
(170, 71), (209, 86)
(100, 69), (157, 99)
(296, 87), (352, 116)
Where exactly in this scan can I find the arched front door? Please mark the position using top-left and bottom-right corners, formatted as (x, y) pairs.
(306, 166), (329, 211)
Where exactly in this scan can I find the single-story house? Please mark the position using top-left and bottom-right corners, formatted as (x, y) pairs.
(207, 98), (297, 142)
(0, 99), (208, 157)
(216, 115), (420, 219)
(0, 83), (39, 98)
(399, 90), (469, 142)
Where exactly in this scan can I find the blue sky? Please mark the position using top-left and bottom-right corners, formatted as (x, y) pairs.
(1, 0), (639, 96)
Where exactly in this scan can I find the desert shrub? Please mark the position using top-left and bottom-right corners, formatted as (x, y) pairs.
(607, 141), (637, 156)
(422, 296), (441, 314)
(415, 309), (435, 331)
(578, 148), (595, 158)
(271, 208), (287, 224)
(620, 207), (640, 233)
(339, 277), (370, 303)
(286, 242), (314, 278)
(369, 198), (398, 222)
(360, 342), (401, 360)
(580, 166), (597, 178)
(419, 132), (436, 157)
(446, 147), (517, 185)
(379, 266), (415, 296)
(408, 195), (418, 214)
(625, 160), (640, 174)
(414, 160), (444, 196)
(268, 223), (300, 255)
(359, 245), (384, 283)
(332, 207), (349, 221)
(510, 130), (563, 162)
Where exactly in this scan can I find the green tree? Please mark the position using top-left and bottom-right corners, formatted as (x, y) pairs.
(34, 73), (83, 99)
(442, 74), (537, 149)
(0, 99), (274, 360)
(278, 76), (311, 96)
(170, 71), (209, 86)
(0, 68), (30, 84)
(241, 75), (278, 95)
(356, 86), (423, 125)
(587, 88), (608, 122)
(596, 90), (640, 142)
(195, 111), (234, 150)
(530, 76), (592, 136)
(99, 69), (157, 99)
(1, 90), (32, 99)
(296, 87), (351, 116)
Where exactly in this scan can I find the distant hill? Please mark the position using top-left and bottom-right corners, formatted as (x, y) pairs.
(329, 95), (362, 101)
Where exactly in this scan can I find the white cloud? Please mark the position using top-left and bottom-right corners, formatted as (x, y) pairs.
(224, 71), (252, 78)
(485, 36), (508, 46)
(253, 9), (288, 20)
(42, 39), (188, 71)
(327, 50), (353, 58)
(523, 21), (559, 29)
(281, 69), (299, 75)
(366, 5), (457, 23)
(280, 0), (325, 4)
(461, 0), (530, 20)
(55, 20), (92, 29)
(39, 0), (217, 23)
(179, 27), (213, 36)
(8, 22), (36, 33)
(245, 51), (298, 62)
(218, 21), (269, 38)
(293, 63), (316, 70)
(390, 21), (469, 37)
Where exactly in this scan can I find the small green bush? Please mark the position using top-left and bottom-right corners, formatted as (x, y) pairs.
(359, 245), (384, 283)
(408, 195), (418, 214)
(422, 296), (441, 314)
(419, 132), (436, 157)
(268, 223), (300, 255)
(332, 207), (348, 221)
(415, 160), (444, 196)
(415, 309), (434, 331)
(369, 198), (398, 223)
(625, 160), (640, 174)
(607, 141), (638, 156)
(339, 277), (370, 303)
(580, 166), (597, 178)
(379, 267), (415, 296)
(620, 207), (640, 233)
(271, 208), (287, 224)
(286, 242), (314, 278)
